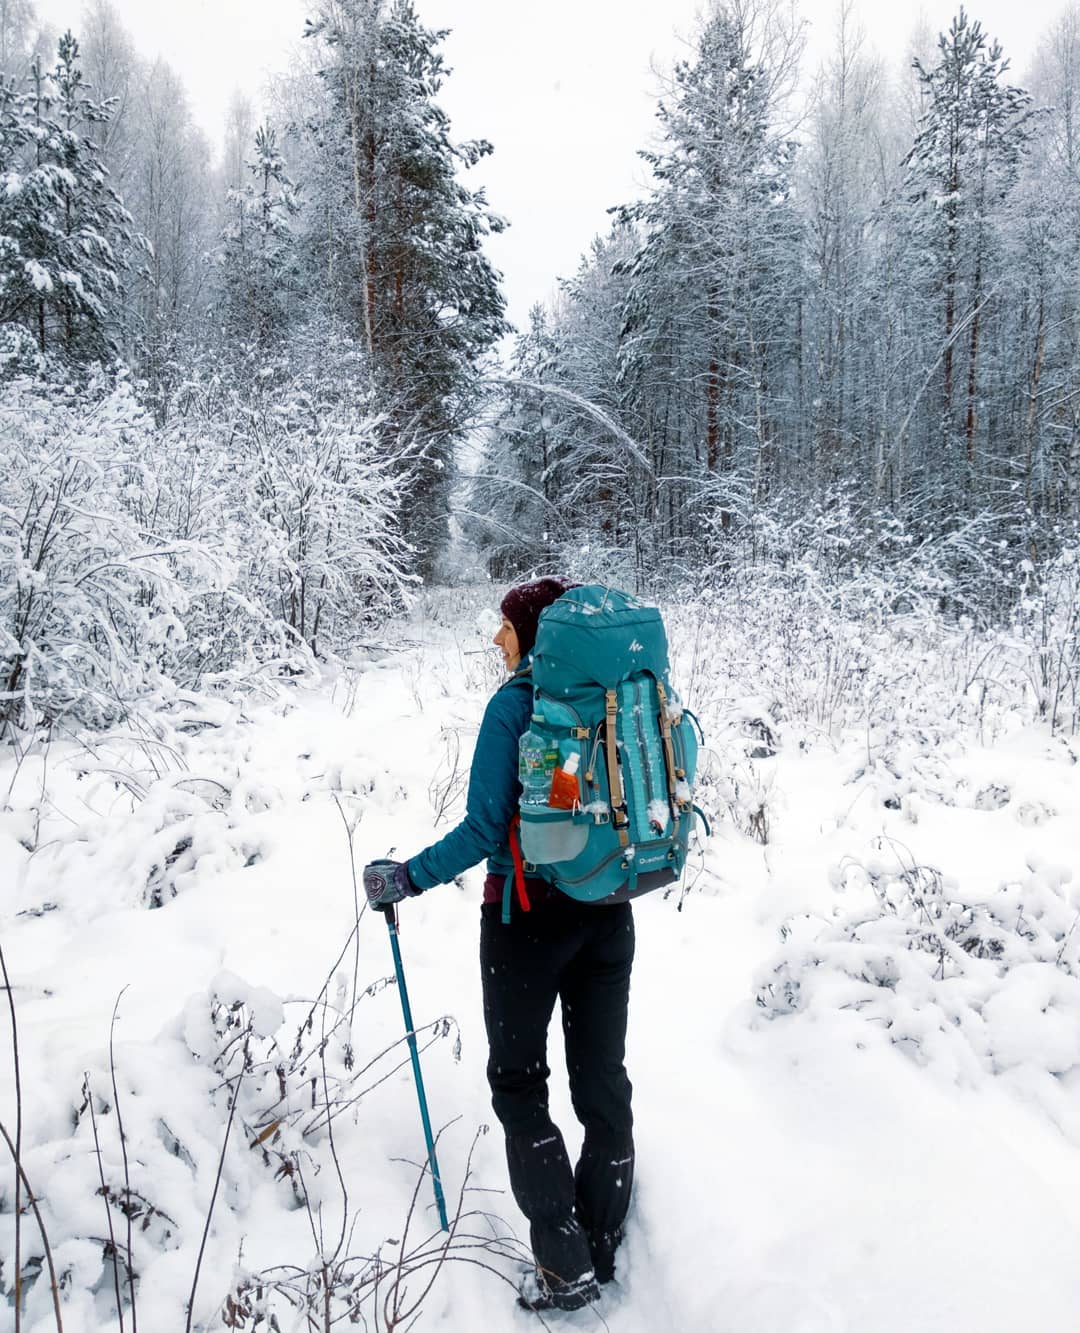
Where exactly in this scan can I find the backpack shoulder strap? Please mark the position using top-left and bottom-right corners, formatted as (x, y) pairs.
(498, 663), (533, 695)
(498, 663), (536, 925)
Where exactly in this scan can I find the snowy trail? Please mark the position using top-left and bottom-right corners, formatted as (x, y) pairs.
(5, 598), (1080, 1330)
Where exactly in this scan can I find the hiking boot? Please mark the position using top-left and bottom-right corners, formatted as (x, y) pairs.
(517, 1267), (600, 1313)
(587, 1228), (622, 1285)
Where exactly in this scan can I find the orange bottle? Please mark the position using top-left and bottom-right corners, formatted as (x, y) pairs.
(548, 752), (581, 810)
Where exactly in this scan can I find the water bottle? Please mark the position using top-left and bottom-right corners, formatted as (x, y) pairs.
(519, 718), (558, 804)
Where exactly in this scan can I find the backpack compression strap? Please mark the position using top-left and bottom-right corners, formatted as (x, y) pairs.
(656, 681), (684, 829)
(605, 689), (631, 848)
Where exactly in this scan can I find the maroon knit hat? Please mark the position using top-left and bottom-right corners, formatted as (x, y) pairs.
(500, 576), (578, 656)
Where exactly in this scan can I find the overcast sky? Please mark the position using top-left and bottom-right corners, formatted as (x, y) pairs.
(32, 0), (1063, 334)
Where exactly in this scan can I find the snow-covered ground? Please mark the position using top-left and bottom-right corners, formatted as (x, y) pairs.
(4, 585), (1080, 1331)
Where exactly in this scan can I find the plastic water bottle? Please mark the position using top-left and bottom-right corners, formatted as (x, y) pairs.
(519, 719), (557, 804)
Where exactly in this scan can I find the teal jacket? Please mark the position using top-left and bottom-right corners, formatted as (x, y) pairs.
(407, 661), (532, 890)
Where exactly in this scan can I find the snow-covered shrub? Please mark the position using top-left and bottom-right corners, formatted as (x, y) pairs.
(0, 376), (235, 731)
(166, 365), (416, 660)
(0, 364), (417, 734)
(668, 523), (1080, 762)
(662, 527), (1080, 876)
(755, 844), (1080, 1121)
(13, 751), (268, 910)
(1, 961), (470, 1328)
(701, 485), (1027, 619)
(0, 322), (40, 377)
(1013, 546), (1080, 734)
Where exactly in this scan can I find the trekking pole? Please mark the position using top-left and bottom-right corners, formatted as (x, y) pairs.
(383, 904), (450, 1232)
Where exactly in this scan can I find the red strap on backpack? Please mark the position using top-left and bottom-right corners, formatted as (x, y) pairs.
(507, 815), (532, 913)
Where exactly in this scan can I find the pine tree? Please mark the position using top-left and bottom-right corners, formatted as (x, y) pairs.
(220, 123), (301, 348)
(302, 0), (508, 577)
(901, 9), (1038, 481)
(0, 31), (133, 362)
(617, 4), (803, 544)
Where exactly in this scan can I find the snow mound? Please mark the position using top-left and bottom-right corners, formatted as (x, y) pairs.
(755, 846), (1080, 1137)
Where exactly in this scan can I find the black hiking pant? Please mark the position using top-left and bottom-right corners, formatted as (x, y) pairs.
(479, 893), (635, 1291)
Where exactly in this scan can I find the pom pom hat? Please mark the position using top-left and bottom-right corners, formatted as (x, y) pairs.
(500, 576), (578, 657)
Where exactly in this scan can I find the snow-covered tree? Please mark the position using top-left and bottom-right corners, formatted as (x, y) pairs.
(799, 0), (886, 487)
(615, 2), (804, 549)
(219, 123), (301, 348)
(463, 303), (559, 578)
(0, 0), (34, 77)
(79, 0), (136, 169)
(126, 57), (214, 403)
(301, 0), (509, 577)
(900, 9), (1038, 476)
(0, 31), (133, 362)
(223, 89), (256, 193)
(1023, 4), (1080, 518)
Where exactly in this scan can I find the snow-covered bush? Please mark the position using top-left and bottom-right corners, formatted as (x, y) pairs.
(0, 323), (40, 378)
(0, 376), (235, 731)
(0, 947), (483, 1331)
(754, 843), (1080, 1128)
(668, 505), (1080, 757)
(0, 367), (416, 733)
(1013, 547), (1080, 734)
(166, 364), (417, 660)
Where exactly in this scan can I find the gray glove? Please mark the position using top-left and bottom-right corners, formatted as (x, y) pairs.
(363, 859), (420, 912)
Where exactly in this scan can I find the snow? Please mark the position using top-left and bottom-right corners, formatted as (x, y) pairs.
(646, 797), (670, 830)
(24, 259), (53, 293)
(4, 587), (1080, 1329)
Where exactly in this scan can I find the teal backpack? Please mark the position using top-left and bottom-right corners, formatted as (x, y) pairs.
(508, 584), (704, 918)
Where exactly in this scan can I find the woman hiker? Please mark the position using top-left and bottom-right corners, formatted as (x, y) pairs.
(362, 576), (635, 1314)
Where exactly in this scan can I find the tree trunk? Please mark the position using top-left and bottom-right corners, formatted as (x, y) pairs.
(706, 353), (719, 473)
(1023, 294), (1045, 507)
(964, 245), (983, 468)
(705, 283), (720, 474)
(943, 223), (956, 440)
(344, 52), (375, 362)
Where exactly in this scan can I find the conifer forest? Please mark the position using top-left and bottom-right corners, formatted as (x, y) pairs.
(0, 0), (1077, 730)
